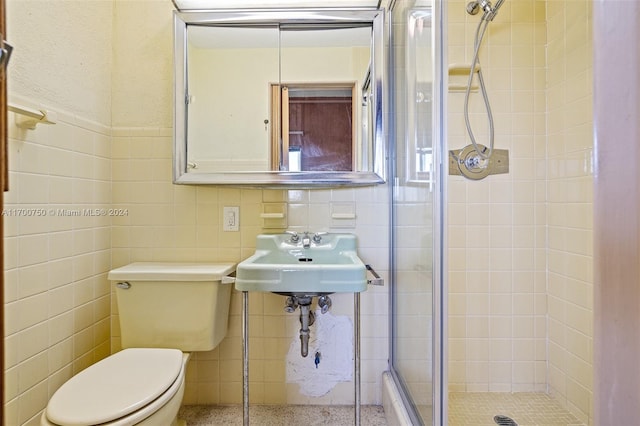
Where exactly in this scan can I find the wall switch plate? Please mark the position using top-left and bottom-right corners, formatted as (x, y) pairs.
(223, 206), (239, 231)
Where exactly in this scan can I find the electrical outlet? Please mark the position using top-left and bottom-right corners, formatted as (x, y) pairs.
(223, 206), (239, 231)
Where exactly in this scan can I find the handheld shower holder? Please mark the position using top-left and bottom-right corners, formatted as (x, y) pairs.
(466, 0), (504, 21)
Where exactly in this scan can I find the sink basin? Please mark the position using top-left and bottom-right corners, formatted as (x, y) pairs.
(235, 233), (367, 294)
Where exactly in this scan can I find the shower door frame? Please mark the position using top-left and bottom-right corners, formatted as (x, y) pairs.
(388, 0), (447, 425)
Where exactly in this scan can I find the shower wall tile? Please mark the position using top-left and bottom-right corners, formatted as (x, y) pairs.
(448, 0), (593, 424)
(447, 0), (548, 395)
(3, 100), (113, 424)
(545, 0), (593, 423)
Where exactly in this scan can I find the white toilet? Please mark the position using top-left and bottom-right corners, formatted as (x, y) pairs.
(41, 262), (236, 426)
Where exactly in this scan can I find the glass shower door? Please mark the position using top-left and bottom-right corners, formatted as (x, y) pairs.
(390, 2), (444, 425)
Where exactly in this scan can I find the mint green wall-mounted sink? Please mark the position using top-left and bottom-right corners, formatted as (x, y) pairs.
(235, 233), (367, 294)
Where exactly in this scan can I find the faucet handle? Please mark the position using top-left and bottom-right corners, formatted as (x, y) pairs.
(285, 231), (300, 243)
(312, 232), (328, 243)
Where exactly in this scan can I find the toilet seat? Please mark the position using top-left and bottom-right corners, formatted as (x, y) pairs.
(45, 348), (184, 426)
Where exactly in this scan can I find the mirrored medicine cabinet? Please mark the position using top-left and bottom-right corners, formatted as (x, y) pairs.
(173, 9), (386, 186)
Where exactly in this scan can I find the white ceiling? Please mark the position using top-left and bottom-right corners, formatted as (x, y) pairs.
(173, 0), (380, 10)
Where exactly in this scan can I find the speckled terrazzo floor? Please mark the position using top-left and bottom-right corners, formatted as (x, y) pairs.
(448, 393), (586, 426)
(178, 405), (388, 425)
(180, 393), (583, 425)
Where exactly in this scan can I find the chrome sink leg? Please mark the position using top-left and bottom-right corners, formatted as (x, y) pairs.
(242, 291), (249, 426)
(354, 292), (361, 426)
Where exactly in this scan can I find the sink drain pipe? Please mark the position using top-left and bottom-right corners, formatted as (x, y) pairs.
(285, 295), (323, 358)
(297, 297), (314, 357)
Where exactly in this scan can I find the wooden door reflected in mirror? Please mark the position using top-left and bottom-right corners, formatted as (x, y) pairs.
(273, 83), (356, 172)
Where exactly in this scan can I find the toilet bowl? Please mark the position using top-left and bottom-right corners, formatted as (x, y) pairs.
(41, 262), (236, 426)
(42, 349), (189, 426)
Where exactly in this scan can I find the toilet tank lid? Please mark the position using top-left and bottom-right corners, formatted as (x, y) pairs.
(46, 348), (184, 426)
(108, 262), (236, 281)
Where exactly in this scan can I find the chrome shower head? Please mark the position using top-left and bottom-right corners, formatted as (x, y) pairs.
(466, 1), (481, 15)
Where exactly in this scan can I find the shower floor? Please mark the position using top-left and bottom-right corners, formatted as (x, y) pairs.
(178, 404), (388, 425)
(448, 393), (586, 426)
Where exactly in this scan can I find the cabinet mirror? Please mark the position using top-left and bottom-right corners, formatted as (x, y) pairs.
(173, 9), (386, 186)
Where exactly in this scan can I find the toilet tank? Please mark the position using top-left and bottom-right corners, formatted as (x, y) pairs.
(108, 262), (236, 352)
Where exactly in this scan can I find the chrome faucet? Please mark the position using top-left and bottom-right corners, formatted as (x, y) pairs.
(286, 230), (327, 248)
(313, 232), (328, 244)
(302, 232), (311, 249)
(285, 231), (299, 244)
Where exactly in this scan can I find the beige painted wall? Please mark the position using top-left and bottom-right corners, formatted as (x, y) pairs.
(111, 0), (175, 128)
(188, 46), (278, 169)
(7, 0), (113, 123)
